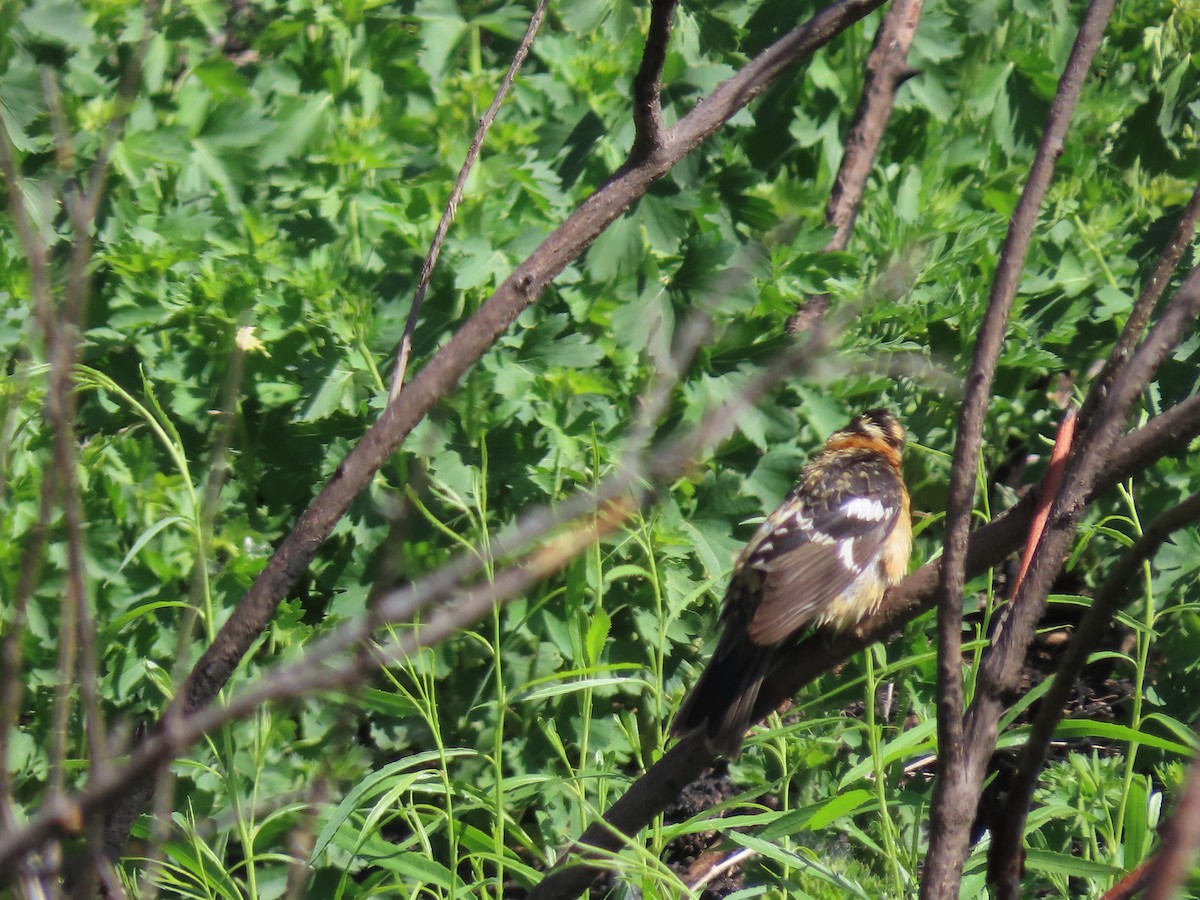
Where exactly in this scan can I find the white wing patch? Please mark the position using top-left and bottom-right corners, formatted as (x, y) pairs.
(842, 496), (888, 521)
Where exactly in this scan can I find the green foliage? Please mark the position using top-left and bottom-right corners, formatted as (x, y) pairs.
(2, 0), (1200, 896)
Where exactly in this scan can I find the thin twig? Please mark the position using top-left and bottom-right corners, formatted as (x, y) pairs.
(0, 127), (53, 319)
(137, 322), (252, 891)
(388, 0), (553, 400)
(687, 847), (756, 892)
(3, 17), (151, 894)
(989, 490), (1200, 897)
(0, 117), (59, 819)
(36, 68), (89, 891)
(923, 3), (1117, 895)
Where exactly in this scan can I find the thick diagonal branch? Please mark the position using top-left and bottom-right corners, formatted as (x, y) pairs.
(0, 308), (836, 883)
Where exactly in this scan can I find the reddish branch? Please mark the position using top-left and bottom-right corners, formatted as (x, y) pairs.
(923, 2), (1117, 894)
(1011, 406), (1077, 596)
(97, 0), (891, 862)
(1099, 854), (1156, 900)
(961, 259), (1200, 894)
(523, 394), (1200, 900)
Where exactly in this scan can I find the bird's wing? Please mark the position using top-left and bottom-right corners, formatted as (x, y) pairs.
(737, 476), (901, 646)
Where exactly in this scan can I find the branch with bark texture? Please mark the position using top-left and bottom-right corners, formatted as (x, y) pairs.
(823, 0), (924, 251)
(788, 0), (925, 334)
(523, 393), (1200, 900)
(924, 2), (1117, 894)
(630, 0), (679, 161)
(98, 0), (889, 862)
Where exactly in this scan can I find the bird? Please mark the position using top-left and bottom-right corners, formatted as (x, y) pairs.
(670, 407), (912, 758)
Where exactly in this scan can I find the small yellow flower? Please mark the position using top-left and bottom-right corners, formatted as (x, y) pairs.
(236, 325), (270, 357)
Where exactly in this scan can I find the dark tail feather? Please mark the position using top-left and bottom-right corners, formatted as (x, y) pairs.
(670, 641), (772, 758)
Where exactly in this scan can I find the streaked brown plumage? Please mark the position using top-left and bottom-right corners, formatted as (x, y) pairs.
(671, 408), (912, 757)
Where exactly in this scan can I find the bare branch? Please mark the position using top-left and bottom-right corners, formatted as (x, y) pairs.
(788, 0), (924, 334)
(924, 2), (1117, 893)
(629, 0), (679, 161)
(687, 848), (756, 892)
(989, 490), (1200, 897)
(388, 0), (553, 399)
(824, 0), (924, 251)
(94, 0), (888, 861)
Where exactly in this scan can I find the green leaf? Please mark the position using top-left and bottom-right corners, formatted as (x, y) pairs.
(585, 607), (610, 665)
(1022, 849), (1123, 879)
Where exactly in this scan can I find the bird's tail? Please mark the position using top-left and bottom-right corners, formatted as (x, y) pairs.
(670, 639), (772, 759)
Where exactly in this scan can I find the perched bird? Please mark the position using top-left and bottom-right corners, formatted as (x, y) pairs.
(671, 408), (912, 757)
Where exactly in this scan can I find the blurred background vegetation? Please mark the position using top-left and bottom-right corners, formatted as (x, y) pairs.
(1, 0), (1199, 895)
